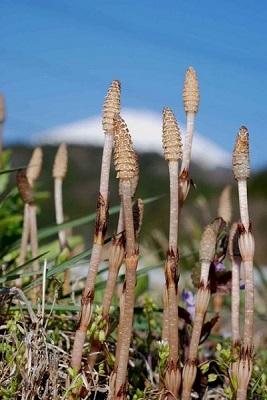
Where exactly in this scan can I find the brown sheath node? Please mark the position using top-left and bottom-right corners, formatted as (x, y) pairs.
(81, 289), (94, 305)
(238, 222), (252, 235)
(94, 193), (109, 240)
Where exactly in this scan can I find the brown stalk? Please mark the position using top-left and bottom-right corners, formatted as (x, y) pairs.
(232, 127), (255, 400)
(182, 222), (218, 400)
(110, 114), (139, 400)
(16, 170), (40, 301)
(53, 143), (71, 295)
(179, 67), (199, 208)
(229, 223), (241, 376)
(161, 108), (183, 398)
(0, 94), (5, 163)
(87, 197), (142, 371)
(71, 80), (121, 372)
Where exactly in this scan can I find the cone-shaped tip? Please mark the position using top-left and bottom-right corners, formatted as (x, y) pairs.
(218, 185), (232, 225)
(113, 114), (137, 180)
(16, 169), (33, 204)
(232, 126), (250, 180)
(183, 67), (200, 113)
(53, 143), (68, 179)
(0, 94), (6, 123)
(162, 107), (183, 161)
(102, 80), (121, 134)
(199, 223), (217, 263)
(26, 147), (43, 185)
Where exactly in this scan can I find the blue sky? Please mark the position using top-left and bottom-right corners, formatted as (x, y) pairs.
(1, 0), (267, 169)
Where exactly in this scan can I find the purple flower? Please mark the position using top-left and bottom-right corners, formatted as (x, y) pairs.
(214, 262), (225, 272)
(182, 289), (195, 319)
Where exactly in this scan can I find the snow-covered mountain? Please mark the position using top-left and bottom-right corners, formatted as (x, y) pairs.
(35, 108), (231, 170)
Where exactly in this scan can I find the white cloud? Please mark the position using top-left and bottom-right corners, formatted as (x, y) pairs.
(35, 108), (231, 169)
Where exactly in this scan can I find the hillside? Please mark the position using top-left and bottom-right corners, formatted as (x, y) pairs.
(6, 144), (267, 264)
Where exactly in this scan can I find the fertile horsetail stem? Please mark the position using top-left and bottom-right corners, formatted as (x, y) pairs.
(16, 170), (40, 301)
(232, 126), (255, 400)
(26, 147), (43, 187)
(182, 221), (219, 400)
(111, 114), (139, 399)
(162, 107), (182, 398)
(17, 147), (43, 287)
(53, 143), (70, 294)
(229, 223), (241, 378)
(180, 67), (199, 207)
(71, 80), (121, 372)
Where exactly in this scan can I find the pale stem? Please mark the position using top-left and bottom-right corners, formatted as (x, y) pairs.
(99, 132), (113, 201)
(167, 280), (179, 363)
(232, 257), (241, 345)
(54, 178), (67, 249)
(162, 285), (169, 342)
(121, 181), (136, 256)
(181, 112), (195, 172)
(114, 257), (137, 396)
(188, 312), (205, 362)
(71, 132), (113, 371)
(236, 388), (248, 400)
(117, 204), (124, 234)
(18, 204), (30, 265)
(238, 180), (249, 232)
(200, 261), (211, 286)
(168, 161), (179, 252)
(28, 204), (40, 301)
(243, 260), (254, 349)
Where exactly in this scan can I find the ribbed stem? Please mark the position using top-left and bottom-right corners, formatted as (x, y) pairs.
(243, 260), (254, 349)
(16, 204), (30, 287)
(113, 181), (138, 397)
(71, 133), (113, 372)
(181, 112), (195, 172)
(100, 133), (113, 199)
(121, 181), (136, 256)
(168, 161), (179, 251)
(164, 160), (180, 396)
(188, 312), (205, 361)
(200, 261), (211, 286)
(54, 178), (67, 248)
(114, 255), (138, 398)
(18, 204), (30, 265)
(117, 204), (124, 234)
(162, 286), (169, 342)
(71, 242), (102, 370)
(28, 204), (40, 302)
(167, 273), (179, 364)
(232, 257), (241, 345)
(182, 284), (210, 399)
(236, 388), (248, 400)
(238, 180), (249, 231)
